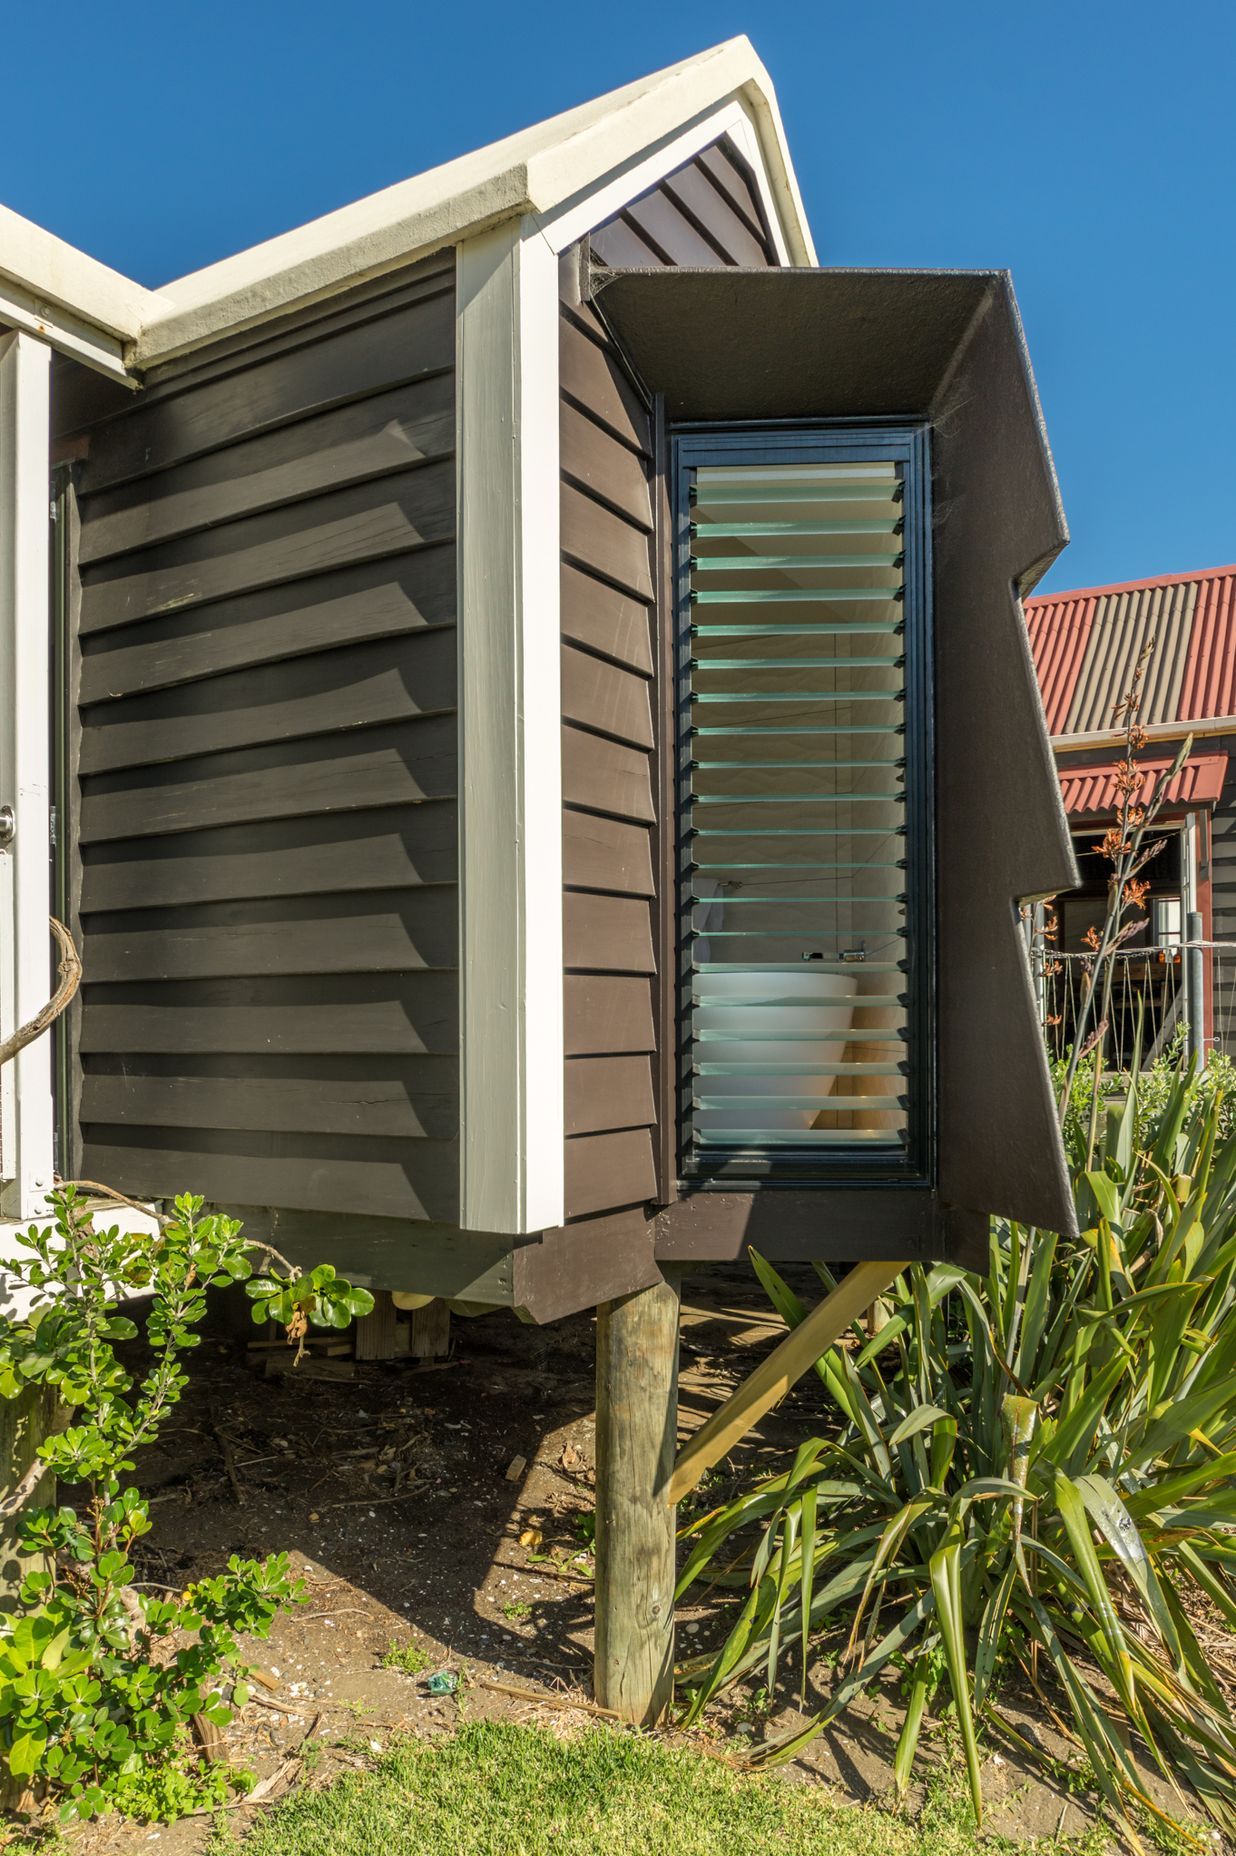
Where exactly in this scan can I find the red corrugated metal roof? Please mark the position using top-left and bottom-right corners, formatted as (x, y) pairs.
(1025, 566), (1236, 736)
(1057, 752), (1228, 818)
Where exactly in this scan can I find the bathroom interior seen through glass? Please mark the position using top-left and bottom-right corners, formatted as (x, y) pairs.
(684, 460), (913, 1165)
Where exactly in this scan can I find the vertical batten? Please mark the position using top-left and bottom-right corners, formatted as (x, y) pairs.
(457, 222), (565, 1235)
(0, 331), (53, 1218)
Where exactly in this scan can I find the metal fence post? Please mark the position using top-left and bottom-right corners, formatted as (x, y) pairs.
(1186, 910), (1205, 1068)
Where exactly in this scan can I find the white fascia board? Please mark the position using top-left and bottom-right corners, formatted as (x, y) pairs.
(0, 276), (131, 387)
(0, 204), (160, 384)
(0, 332), (55, 1221)
(134, 37), (812, 366)
(457, 219), (564, 1236)
(733, 70), (814, 266)
(535, 95), (799, 263)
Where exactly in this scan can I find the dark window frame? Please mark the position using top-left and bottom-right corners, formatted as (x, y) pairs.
(670, 420), (935, 1188)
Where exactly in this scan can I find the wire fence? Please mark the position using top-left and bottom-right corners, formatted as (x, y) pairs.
(1034, 941), (1236, 1070)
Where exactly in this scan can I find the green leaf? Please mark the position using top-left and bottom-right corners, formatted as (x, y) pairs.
(887, 1404), (951, 1447)
(893, 1653), (933, 1795)
(1074, 1474), (1183, 1665)
(8, 1726), (46, 1776)
(929, 1522), (983, 1825)
(1053, 1474), (1138, 1718)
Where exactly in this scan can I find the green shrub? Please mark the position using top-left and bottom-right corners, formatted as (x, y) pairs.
(1053, 1037), (1236, 1166)
(0, 1189), (373, 1821)
(677, 1065), (1236, 1843)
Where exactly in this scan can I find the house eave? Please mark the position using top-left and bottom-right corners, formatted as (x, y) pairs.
(0, 39), (812, 380)
(132, 44), (812, 367)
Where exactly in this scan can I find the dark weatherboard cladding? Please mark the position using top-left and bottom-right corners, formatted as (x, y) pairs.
(52, 137), (779, 1303)
(559, 135), (778, 1231)
(60, 255), (459, 1224)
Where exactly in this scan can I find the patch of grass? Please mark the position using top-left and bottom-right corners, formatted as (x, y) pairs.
(378, 1639), (431, 1677)
(1, 1831), (70, 1855)
(205, 1719), (1104, 1856)
(501, 1600), (533, 1621)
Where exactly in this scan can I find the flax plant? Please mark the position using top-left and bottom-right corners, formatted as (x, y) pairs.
(678, 664), (1236, 1843)
(677, 1071), (1236, 1839)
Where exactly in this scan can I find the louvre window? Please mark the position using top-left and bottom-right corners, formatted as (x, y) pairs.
(677, 431), (932, 1181)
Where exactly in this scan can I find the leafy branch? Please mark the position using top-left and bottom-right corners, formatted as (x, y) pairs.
(0, 920), (378, 1820)
(0, 1189), (374, 1820)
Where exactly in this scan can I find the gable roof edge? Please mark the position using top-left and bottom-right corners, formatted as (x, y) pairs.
(133, 38), (812, 367)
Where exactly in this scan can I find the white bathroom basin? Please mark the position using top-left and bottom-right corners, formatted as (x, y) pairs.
(694, 969), (857, 1133)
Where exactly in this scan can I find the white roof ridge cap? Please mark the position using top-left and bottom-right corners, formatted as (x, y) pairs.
(522, 37), (768, 205)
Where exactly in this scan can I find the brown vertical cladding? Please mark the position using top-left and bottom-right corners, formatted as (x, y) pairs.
(61, 255), (460, 1223)
(560, 137), (778, 1223)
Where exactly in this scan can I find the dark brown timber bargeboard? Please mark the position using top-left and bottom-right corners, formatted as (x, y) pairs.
(59, 254), (461, 1227)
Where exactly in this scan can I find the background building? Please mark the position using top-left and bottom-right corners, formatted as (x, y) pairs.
(1026, 566), (1236, 1064)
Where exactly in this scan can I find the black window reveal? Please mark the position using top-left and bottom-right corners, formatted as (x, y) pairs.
(675, 426), (933, 1183)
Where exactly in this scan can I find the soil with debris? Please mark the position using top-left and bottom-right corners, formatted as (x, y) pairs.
(16, 1269), (1215, 1853)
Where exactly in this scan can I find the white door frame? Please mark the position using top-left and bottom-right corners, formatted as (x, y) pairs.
(0, 328), (54, 1222)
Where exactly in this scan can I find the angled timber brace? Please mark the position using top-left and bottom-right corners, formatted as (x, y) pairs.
(666, 1258), (908, 1507)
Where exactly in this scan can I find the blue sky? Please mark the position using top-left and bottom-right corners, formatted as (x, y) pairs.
(6, 1), (1232, 592)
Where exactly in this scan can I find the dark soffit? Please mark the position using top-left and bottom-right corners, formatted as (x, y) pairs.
(590, 265), (993, 420)
(590, 264), (1066, 588)
(586, 261), (979, 399)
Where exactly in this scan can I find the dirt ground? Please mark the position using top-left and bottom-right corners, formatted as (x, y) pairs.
(36, 1266), (1209, 1853)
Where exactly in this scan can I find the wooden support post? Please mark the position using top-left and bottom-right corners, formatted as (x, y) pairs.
(594, 1275), (680, 1726)
(408, 1299), (451, 1360)
(355, 1290), (402, 1362)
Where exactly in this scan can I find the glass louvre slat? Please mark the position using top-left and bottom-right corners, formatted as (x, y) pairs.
(693, 554), (902, 572)
(694, 822), (903, 834)
(693, 992), (905, 1008)
(694, 1130), (907, 1146)
(693, 864), (906, 874)
(693, 623), (904, 636)
(694, 1028), (907, 1044)
(694, 520), (902, 537)
(697, 1061), (906, 1076)
(695, 762), (904, 772)
(688, 930), (900, 941)
(687, 898), (907, 907)
(694, 793), (899, 804)
(694, 588), (900, 604)
(682, 454), (916, 1173)
(693, 692), (903, 705)
(693, 657), (901, 671)
(696, 970), (902, 980)
(694, 1094), (907, 1109)
(691, 482), (901, 505)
